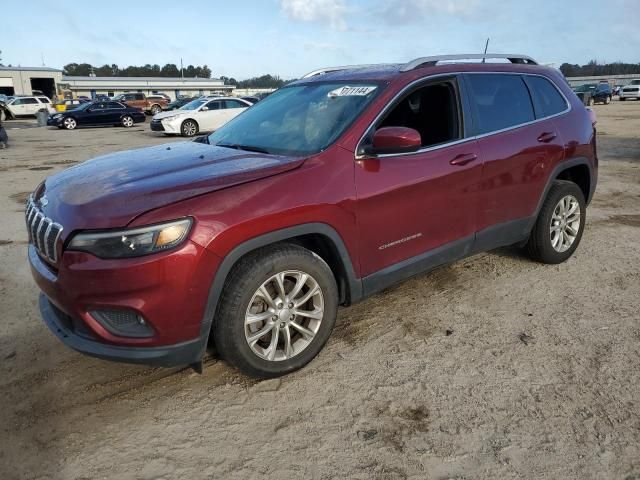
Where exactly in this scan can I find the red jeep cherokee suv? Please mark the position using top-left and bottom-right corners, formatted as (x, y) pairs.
(27, 54), (597, 378)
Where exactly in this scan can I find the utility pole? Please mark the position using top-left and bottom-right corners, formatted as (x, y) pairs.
(180, 58), (183, 79)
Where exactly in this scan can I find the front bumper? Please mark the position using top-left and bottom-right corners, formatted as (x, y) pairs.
(47, 116), (63, 126)
(40, 294), (206, 366)
(28, 237), (222, 367)
(150, 119), (165, 131)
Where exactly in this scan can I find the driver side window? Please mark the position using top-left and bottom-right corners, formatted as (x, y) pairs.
(377, 80), (462, 148)
(206, 101), (221, 110)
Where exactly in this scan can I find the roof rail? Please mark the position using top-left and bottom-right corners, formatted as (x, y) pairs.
(400, 53), (537, 72)
(301, 64), (388, 79)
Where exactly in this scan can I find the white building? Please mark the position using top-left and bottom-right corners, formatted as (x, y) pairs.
(59, 76), (234, 100)
(0, 66), (62, 98)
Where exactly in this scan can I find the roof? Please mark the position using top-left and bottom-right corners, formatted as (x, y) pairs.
(61, 75), (225, 83)
(292, 53), (542, 85)
(0, 66), (62, 72)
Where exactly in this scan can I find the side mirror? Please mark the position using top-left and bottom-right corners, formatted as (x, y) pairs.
(370, 127), (421, 155)
(201, 106), (209, 111)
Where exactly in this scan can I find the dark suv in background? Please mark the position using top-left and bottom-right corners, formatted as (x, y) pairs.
(27, 54), (597, 378)
(573, 82), (612, 105)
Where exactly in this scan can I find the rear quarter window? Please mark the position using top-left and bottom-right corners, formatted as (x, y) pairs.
(524, 76), (568, 118)
(466, 74), (535, 135)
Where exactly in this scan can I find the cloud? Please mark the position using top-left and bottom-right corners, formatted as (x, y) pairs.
(280, 0), (348, 31)
(381, 0), (480, 24)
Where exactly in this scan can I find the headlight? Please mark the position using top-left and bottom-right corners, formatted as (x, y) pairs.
(161, 115), (179, 122)
(68, 218), (192, 258)
(53, 114), (62, 119)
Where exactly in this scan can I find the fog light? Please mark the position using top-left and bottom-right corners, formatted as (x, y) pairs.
(90, 309), (154, 338)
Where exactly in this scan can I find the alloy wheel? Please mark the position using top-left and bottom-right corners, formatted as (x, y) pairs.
(244, 270), (324, 362)
(63, 118), (76, 130)
(550, 194), (581, 253)
(182, 121), (196, 136)
(122, 116), (133, 127)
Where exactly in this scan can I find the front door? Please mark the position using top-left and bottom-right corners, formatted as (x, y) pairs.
(355, 76), (481, 291)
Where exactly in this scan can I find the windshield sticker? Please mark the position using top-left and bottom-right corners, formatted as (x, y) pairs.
(328, 86), (377, 98)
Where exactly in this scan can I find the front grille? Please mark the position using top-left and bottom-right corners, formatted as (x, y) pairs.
(25, 195), (63, 263)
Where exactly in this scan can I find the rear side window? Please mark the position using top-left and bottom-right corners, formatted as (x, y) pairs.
(38, 97), (50, 104)
(107, 102), (124, 109)
(466, 74), (535, 135)
(224, 99), (248, 109)
(524, 76), (568, 118)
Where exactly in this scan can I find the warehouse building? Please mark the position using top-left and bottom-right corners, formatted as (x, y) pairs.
(58, 76), (234, 100)
(0, 66), (62, 98)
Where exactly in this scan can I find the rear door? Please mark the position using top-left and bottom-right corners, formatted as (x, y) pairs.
(465, 73), (566, 246)
(355, 75), (482, 283)
(81, 102), (109, 125)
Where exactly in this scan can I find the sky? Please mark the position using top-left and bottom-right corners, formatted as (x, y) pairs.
(2, 0), (638, 80)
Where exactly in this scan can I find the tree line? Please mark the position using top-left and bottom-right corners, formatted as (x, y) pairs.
(219, 74), (294, 89)
(63, 63), (212, 79)
(560, 60), (640, 77)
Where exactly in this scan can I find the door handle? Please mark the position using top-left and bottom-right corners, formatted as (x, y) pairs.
(537, 132), (557, 143)
(449, 153), (478, 166)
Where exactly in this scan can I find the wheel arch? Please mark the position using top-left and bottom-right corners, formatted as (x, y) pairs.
(534, 157), (594, 219)
(199, 223), (363, 340)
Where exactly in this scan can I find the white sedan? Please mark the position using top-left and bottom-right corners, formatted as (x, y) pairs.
(150, 97), (252, 137)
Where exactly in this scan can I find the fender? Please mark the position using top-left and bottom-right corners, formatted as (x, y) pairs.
(198, 222), (363, 340)
(535, 156), (595, 215)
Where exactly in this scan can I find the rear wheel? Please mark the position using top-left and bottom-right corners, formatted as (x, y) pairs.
(62, 117), (77, 130)
(587, 97), (594, 106)
(181, 119), (198, 137)
(526, 180), (585, 264)
(121, 115), (134, 128)
(213, 244), (338, 378)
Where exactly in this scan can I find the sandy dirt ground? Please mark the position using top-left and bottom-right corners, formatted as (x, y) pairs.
(1, 102), (639, 480)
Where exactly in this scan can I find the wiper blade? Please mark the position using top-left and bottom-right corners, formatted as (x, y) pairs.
(216, 143), (270, 154)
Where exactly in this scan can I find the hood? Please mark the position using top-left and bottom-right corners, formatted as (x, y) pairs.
(153, 109), (190, 120)
(38, 142), (305, 232)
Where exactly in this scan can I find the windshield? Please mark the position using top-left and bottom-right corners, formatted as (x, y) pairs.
(206, 83), (382, 156)
(179, 99), (207, 110)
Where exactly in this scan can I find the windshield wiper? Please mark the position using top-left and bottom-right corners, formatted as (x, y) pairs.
(216, 143), (271, 154)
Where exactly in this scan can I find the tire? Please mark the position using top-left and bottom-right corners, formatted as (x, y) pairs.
(62, 117), (77, 130)
(121, 115), (134, 128)
(150, 104), (162, 115)
(587, 97), (594, 106)
(181, 119), (198, 137)
(213, 243), (339, 378)
(620, 97), (626, 101)
(605, 96), (611, 105)
(0, 109), (5, 122)
(525, 180), (586, 264)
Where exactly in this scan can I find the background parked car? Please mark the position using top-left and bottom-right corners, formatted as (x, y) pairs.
(54, 98), (90, 112)
(620, 84), (640, 101)
(2, 96), (55, 118)
(113, 92), (168, 115)
(165, 97), (195, 110)
(150, 97), (251, 137)
(47, 101), (146, 130)
(572, 83), (612, 105)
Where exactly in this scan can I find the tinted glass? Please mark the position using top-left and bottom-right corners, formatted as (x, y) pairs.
(466, 74), (535, 134)
(107, 102), (125, 109)
(525, 76), (567, 118)
(23, 98), (39, 104)
(206, 101), (221, 110)
(38, 97), (50, 103)
(224, 100), (247, 109)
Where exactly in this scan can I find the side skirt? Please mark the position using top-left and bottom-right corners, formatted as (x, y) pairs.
(362, 216), (535, 297)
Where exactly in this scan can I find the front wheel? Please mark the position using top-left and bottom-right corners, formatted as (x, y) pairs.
(525, 180), (586, 264)
(587, 97), (594, 106)
(150, 104), (162, 115)
(181, 119), (198, 137)
(213, 244), (339, 378)
(62, 117), (77, 130)
(121, 115), (134, 128)
(605, 96), (611, 105)
(620, 97), (626, 101)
